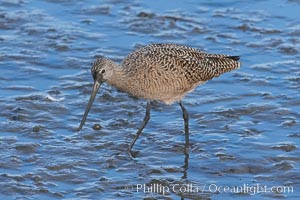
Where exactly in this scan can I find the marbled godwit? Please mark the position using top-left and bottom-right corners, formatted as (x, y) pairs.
(78, 43), (240, 157)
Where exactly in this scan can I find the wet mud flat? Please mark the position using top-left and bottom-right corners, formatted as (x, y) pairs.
(0, 0), (300, 199)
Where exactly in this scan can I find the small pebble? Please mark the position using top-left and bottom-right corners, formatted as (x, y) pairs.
(93, 124), (102, 130)
(32, 126), (41, 132)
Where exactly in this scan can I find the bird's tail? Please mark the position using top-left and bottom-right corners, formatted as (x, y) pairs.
(226, 56), (240, 61)
(201, 54), (241, 80)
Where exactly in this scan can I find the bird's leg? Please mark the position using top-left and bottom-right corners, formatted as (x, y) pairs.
(179, 101), (189, 154)
(128, 101), (152, 157)
(182, 151), (189, 179)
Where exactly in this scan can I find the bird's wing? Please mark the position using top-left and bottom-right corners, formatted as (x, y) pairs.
(122, 43), (240, 83)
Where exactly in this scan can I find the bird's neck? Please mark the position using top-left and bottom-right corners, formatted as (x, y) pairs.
(107, 64), (130, 92)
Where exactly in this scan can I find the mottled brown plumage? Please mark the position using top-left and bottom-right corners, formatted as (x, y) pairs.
(92, 43), (240, 104)
(79, 43), (241, 157)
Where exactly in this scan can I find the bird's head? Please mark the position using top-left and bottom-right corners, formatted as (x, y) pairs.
(78, 57), (115, 131)
(91, 57), (115, 83)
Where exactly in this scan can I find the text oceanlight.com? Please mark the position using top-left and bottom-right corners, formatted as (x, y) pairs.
(126, 183), (294, 196)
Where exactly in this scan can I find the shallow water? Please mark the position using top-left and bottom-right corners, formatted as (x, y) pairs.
(0, 0), (299, 199)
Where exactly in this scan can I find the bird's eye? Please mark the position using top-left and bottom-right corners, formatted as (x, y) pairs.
(101, 69), (106, 74)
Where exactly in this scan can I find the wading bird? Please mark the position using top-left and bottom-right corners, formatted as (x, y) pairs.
(78, 43), (240, 157)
